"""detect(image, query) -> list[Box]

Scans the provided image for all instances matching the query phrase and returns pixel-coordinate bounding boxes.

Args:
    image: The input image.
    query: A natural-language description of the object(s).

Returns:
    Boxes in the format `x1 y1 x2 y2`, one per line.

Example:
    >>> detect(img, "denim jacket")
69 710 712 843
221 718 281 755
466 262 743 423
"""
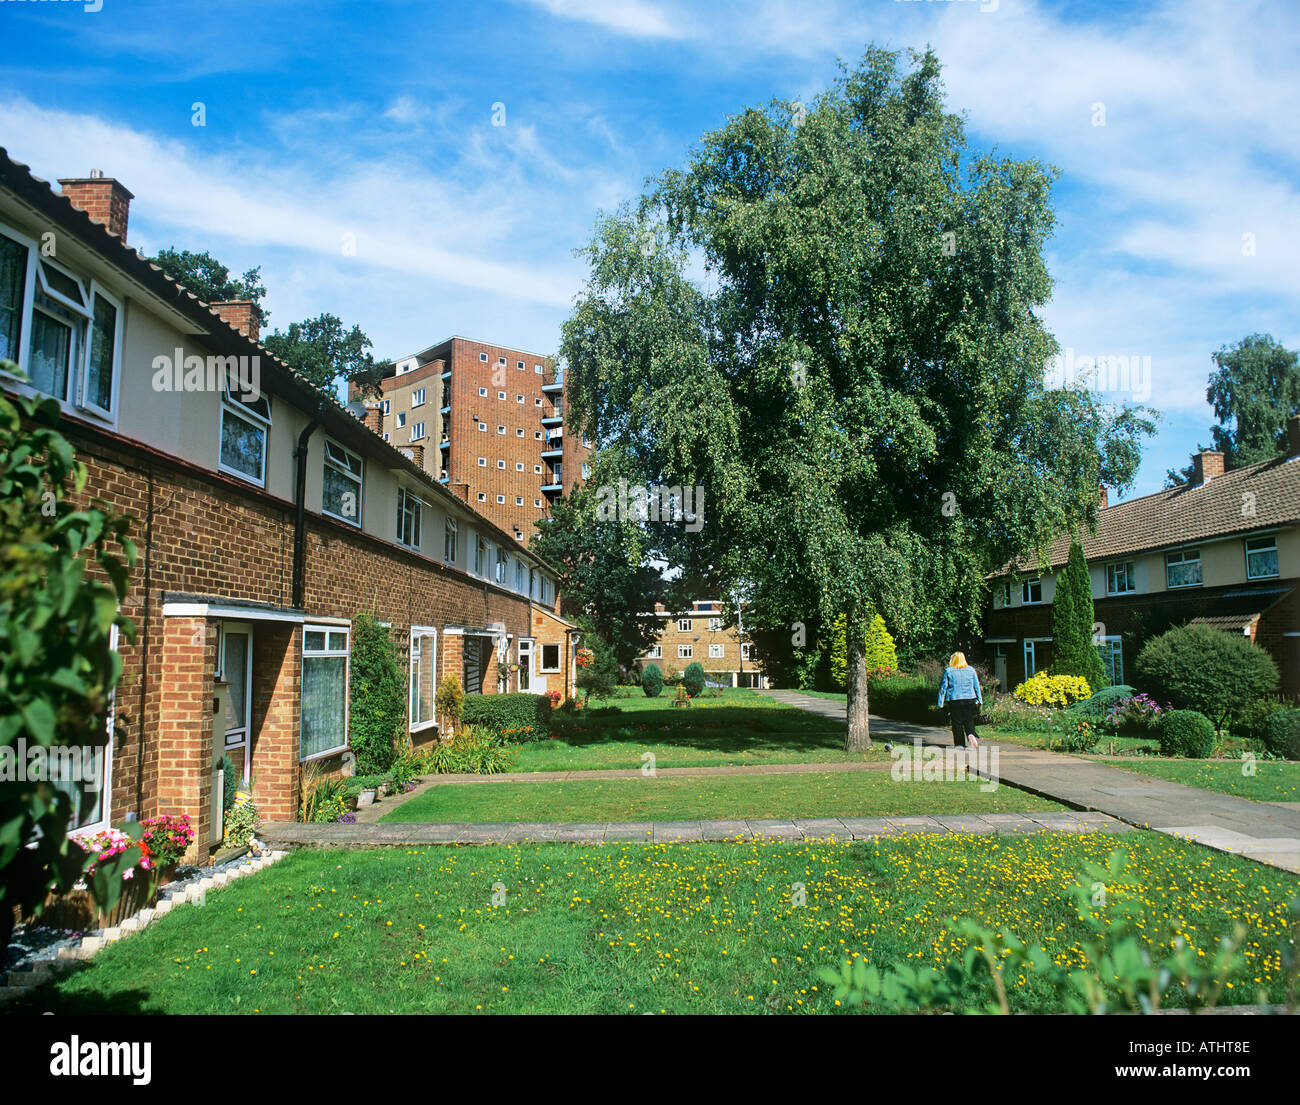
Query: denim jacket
937 665 982 706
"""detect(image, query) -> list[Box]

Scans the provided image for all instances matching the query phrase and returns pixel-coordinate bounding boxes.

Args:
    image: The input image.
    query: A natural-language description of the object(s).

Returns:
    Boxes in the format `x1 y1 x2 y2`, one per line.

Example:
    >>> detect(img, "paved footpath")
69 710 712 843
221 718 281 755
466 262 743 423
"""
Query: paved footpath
755 688 1300 874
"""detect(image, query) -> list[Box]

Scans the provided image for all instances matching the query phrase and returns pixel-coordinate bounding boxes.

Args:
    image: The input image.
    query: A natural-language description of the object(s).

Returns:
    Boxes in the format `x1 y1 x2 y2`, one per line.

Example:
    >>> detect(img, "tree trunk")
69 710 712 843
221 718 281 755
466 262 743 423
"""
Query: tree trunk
844 599 872 752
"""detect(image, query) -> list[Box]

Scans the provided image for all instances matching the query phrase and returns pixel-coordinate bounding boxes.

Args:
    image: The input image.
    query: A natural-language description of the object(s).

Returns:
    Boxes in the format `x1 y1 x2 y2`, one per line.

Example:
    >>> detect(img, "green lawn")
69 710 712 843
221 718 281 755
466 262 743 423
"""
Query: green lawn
1092 758 1300 803
15 833 1296 1014
383 770 1064 823
509 687 884 773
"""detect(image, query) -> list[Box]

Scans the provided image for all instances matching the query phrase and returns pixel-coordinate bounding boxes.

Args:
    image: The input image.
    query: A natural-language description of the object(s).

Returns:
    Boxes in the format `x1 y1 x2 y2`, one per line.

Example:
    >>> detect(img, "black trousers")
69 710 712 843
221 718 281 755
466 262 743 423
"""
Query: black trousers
948 698 980 747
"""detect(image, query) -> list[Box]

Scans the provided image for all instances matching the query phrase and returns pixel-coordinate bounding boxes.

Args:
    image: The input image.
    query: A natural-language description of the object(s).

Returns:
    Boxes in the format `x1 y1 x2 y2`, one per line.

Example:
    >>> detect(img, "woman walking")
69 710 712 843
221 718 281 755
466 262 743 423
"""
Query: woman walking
937 652 982 749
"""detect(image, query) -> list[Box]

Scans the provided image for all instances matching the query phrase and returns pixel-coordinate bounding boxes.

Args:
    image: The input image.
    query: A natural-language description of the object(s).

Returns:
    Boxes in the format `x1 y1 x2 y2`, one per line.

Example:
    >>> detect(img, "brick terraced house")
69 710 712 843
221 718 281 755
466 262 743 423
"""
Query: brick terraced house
982 440 1300 699
0 152 579 862
347 339 592 540
634 600 769 688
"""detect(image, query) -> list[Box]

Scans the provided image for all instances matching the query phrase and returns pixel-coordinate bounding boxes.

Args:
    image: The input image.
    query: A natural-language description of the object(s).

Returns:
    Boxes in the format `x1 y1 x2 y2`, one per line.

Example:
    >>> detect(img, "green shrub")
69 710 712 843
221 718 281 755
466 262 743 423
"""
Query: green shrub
1054 715 1099 753
1068 685 1137 721
435 673 465 729
1159 709 1215 758
428 725 514 774
223 798 260 846
868 673 946 725
979 695 1058 733
682 661 706 698
1261 708 1300 759
388 749 424 789
641 663 664 697
1235 696 1289 743
1135 624 1278 730
461 692 552 739
221 755 240 813
348 613 404 774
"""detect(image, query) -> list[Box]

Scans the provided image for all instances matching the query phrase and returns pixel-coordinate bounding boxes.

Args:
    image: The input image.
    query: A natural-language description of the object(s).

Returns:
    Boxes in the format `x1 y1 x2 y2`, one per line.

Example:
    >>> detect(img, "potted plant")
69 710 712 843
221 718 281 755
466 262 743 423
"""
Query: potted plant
140 813 195 887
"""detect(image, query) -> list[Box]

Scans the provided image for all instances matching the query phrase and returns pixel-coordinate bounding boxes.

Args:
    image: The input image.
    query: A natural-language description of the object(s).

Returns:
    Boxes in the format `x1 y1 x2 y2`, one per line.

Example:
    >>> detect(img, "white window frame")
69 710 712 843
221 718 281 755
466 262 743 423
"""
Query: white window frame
1097 635 1123 685
1023 637 1050 679
677 617 692 632
1165 548 1202 589
1106 561 1136 595
495 547 509 584
647 644 662 659
397 487 423 550
1021 578 1043 605
708 643 725 659
219 369 272 487
409 626 438 733
411 387 426 406
300 624 351 762
707 617 723 631
1246 536 1279 580
397 411 407 427
678 644 693 659
539 642 561 673
444 515 458 562
322 437 363 526
475 534 489 576
411 421 426 441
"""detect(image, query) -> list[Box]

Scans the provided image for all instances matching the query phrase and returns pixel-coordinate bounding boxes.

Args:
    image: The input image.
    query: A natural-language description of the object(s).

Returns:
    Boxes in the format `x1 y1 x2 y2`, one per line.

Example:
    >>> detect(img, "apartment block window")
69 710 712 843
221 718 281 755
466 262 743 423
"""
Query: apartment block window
301 625 349 760
1166 548 1202 589
478 456 487 467
381 399 391 414
323 439 363 524
678 645 693 659
517 360 525 369
582 463 591 479
1106 562 1136 595
475 534 488 576
444 516 458 562
412 388 426 406
409 627 437 733
1246 537 1279 580
516 394 524 403
539 643 561 673
709 643 725 659
497 425 506 435
497 459 506 469
1021 578 1043 604
382 432 389 442
479 352 488 362
219 369 272 485
496 494 505 504
515 462 524 472
495 547 508 584
498 357 506 365
478 422 487 432
533 498 541 508
396 487 422 549
479 386 488 396
397 411 406 427
477 492 486 502
647 645 662 659
741 643 755 661
411 421 425 441
708 617 723 631
516 428 525 437
534 430 543 440
535 364 543 374
498 391 506 400
678 618 692 632
515 496 523 505
535 397 542 406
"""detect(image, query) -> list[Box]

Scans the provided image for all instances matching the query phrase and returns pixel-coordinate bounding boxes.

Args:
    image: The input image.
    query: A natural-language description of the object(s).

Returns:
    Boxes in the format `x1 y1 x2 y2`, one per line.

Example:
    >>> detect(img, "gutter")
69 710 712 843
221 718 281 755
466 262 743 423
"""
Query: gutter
292 410 325 609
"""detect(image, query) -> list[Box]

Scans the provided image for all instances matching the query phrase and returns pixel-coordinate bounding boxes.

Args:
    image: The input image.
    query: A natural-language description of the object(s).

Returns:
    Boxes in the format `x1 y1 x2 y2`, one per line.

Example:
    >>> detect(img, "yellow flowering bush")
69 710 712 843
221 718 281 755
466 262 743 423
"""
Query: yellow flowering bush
1013 672 1091 709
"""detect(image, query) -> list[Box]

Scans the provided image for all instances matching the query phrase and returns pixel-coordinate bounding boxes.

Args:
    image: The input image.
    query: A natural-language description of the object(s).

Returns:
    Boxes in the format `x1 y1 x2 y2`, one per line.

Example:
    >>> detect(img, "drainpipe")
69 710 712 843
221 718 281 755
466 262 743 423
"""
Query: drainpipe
292 415 321 609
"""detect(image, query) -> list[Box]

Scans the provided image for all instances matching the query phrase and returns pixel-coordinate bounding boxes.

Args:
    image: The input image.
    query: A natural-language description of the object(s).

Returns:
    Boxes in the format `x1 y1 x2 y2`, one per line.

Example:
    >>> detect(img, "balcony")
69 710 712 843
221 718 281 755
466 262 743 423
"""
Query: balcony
540 400 563 426
541 428 563 458
541 463 562 494
542 366 564 393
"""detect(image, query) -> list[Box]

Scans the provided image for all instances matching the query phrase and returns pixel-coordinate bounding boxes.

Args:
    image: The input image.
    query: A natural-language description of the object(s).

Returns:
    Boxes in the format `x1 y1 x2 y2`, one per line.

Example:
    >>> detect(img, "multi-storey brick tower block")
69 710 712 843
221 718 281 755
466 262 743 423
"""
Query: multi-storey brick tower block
349 337 592 540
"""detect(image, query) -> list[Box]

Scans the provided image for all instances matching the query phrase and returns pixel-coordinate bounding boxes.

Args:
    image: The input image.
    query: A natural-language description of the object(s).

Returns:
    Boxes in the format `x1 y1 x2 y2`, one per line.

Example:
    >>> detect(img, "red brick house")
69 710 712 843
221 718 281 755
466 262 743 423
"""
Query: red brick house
981 440 1300 699
0 151 578 862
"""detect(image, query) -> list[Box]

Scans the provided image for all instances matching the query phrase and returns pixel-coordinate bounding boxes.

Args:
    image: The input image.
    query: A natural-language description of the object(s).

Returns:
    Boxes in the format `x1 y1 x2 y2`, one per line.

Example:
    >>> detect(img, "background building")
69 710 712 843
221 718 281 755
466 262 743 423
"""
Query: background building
349 339 593 541
635 600 768 688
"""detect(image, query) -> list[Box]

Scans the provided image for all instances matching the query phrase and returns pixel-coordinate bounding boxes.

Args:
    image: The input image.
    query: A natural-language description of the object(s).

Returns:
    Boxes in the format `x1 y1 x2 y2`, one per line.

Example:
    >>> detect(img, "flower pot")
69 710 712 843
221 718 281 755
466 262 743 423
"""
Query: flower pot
356 788 377 808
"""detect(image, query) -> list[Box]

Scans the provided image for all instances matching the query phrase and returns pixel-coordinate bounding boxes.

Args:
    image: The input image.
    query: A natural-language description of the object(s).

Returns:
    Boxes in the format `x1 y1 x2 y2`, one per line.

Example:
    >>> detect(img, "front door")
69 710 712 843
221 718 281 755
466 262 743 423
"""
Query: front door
518 639 533 692
993 646 1008 695
219 622 253 786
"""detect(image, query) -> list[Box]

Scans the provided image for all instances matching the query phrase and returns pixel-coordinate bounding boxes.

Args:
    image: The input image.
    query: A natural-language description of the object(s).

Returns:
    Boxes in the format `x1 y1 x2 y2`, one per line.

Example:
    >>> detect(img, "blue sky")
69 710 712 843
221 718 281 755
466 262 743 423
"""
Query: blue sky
2 0 1297 499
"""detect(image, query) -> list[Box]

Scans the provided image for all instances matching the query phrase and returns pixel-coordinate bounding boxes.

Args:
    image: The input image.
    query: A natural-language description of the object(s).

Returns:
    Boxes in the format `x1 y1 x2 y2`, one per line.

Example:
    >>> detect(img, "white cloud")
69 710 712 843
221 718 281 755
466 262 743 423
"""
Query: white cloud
518 0 690 39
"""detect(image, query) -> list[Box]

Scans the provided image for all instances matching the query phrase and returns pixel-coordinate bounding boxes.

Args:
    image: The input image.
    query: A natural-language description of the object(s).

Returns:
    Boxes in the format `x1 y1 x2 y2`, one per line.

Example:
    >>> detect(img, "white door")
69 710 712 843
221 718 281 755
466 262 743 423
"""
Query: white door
219 622 253 786
993 646 1008 695
518 639 534 692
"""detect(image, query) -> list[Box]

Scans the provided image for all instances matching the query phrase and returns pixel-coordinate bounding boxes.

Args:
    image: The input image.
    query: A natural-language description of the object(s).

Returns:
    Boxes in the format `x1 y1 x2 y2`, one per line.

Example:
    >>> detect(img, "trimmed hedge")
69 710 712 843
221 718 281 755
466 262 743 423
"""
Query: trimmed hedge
1159 709 1215 758
1261 707 1300 759
641 663 664 697
1135 624 1278 729
682 661 706 698
868 673 946 725
461 693 553 742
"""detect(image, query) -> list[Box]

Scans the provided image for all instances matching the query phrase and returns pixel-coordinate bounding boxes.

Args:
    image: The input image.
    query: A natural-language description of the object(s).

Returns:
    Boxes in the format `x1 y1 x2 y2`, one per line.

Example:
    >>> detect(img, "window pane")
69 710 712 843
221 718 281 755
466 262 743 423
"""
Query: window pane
411 633 435 728
86 294 116 411
1248 548 1278 578
41 262 86 306
328 631 348 651
0 233 27 362
301 654 347 758
29 308 72 400
324 465 360 520
304 630 326 650
221 405 265 480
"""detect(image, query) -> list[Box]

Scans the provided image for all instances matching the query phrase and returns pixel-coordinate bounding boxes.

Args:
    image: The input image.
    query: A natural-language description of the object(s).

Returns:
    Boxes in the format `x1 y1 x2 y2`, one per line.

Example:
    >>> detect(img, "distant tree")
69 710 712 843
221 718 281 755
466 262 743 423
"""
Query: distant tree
864 612 899 672
1166 334 1300 486
150 247 267 317
1049 540 1107 691
263 313 383 396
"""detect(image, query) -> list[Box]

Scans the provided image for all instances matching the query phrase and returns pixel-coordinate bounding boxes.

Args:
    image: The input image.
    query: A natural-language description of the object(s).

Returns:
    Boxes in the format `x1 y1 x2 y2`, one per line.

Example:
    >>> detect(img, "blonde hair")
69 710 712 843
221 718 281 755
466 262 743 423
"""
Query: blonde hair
948 652 968 669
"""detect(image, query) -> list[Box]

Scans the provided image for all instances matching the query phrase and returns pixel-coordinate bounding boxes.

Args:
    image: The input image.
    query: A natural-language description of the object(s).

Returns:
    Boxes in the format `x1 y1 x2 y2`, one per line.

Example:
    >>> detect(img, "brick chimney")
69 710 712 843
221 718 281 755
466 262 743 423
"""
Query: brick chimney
402 444 424 468
210 301 261 343
1192 449 1225 485
59 171 133 243
1287 416 1300 459
362 404 383 436
1098 486 1109 510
